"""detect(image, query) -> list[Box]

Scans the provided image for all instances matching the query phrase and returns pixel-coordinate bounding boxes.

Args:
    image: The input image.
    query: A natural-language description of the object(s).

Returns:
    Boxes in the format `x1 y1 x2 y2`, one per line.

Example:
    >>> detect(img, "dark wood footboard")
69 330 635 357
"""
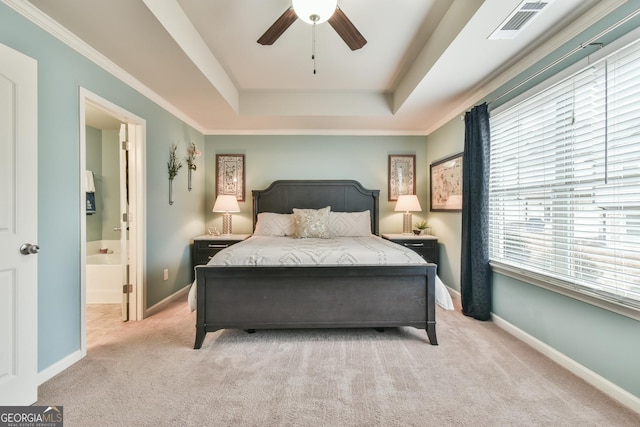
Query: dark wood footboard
194 263 437 349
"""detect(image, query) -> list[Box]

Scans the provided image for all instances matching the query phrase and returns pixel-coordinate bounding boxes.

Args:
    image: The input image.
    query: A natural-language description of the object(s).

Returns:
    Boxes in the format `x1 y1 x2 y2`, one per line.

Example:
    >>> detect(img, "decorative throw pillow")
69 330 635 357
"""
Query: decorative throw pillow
253 213 295 236
292 206 331 238
329 211 371 237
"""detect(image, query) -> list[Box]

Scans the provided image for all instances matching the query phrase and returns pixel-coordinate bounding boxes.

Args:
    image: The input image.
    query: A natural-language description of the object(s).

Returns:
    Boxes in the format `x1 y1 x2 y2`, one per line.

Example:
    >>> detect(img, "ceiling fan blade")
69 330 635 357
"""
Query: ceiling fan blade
257 7 298 46
328 7 367 51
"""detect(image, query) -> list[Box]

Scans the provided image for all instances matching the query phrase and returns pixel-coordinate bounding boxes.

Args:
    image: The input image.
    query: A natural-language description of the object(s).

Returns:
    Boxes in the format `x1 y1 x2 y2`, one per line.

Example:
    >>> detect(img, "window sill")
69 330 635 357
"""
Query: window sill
490 261 640 322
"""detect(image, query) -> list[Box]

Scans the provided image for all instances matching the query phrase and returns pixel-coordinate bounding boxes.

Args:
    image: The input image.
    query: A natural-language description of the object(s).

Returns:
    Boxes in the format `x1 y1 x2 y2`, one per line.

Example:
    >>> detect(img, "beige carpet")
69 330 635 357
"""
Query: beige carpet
37 298 639 426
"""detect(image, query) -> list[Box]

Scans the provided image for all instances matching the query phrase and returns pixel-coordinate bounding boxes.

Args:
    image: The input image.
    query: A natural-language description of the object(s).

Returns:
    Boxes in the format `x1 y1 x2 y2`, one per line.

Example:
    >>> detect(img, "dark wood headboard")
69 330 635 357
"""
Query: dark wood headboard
252 180 380 235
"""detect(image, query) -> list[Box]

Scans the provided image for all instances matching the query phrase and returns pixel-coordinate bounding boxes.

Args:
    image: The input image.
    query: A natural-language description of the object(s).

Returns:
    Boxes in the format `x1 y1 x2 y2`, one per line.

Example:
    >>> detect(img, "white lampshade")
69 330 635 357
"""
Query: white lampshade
292 0 338 24
212 195 240 213
394 195 422 212
213 195 240 236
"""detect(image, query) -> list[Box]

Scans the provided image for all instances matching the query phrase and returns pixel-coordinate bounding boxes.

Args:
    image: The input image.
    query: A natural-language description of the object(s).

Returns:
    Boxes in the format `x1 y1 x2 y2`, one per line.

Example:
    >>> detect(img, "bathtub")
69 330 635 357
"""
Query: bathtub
86 252 122 304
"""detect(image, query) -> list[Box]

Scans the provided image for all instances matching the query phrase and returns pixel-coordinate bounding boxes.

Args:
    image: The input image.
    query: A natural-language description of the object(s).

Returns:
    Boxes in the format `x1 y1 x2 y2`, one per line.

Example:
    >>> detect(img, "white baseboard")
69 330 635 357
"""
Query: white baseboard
38 350 82 385
144 284 190 318
492 314 640 414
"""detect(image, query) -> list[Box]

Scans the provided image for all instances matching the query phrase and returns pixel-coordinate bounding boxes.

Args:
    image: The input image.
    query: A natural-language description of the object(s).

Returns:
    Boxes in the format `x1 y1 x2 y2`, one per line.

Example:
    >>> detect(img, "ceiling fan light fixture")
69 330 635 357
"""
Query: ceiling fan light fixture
292 0 338 25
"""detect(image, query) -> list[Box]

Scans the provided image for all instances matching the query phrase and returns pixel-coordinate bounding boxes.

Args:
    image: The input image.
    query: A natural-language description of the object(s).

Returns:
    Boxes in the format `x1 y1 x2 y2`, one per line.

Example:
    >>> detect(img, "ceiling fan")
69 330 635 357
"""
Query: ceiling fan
257 0 367 51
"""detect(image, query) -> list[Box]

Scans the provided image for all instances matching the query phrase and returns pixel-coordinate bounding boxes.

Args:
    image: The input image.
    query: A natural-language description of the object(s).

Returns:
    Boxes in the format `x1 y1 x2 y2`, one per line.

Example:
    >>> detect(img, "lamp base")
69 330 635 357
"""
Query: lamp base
402 212 412 235
221 212 232 235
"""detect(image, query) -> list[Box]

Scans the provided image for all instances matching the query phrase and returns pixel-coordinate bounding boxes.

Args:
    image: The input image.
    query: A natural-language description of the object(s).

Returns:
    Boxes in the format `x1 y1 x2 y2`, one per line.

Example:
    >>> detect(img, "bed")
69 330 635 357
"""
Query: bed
193 180 446 349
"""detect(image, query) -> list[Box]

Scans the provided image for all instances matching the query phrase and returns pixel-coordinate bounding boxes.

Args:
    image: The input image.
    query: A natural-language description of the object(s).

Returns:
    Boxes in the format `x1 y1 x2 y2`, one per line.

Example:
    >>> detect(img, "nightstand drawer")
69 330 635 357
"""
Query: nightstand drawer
381 234 439 264
191 234 251 279
193 240 233 265
397 241 437 263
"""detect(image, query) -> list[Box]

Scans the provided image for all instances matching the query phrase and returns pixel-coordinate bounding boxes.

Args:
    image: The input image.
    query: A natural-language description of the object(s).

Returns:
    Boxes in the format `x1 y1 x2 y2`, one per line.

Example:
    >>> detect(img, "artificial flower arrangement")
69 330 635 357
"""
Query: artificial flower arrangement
168 144 182 179
187 142 201 170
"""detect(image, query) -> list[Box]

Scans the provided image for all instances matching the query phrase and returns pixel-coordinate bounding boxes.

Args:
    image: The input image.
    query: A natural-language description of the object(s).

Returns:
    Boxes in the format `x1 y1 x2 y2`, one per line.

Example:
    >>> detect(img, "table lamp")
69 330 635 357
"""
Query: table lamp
212 195 240 235
394 195 422 235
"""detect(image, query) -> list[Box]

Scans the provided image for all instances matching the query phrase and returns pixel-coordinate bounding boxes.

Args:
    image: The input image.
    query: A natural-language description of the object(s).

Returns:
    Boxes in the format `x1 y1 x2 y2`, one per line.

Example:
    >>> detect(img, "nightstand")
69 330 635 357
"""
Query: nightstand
191 234 250 276
381 233 439 264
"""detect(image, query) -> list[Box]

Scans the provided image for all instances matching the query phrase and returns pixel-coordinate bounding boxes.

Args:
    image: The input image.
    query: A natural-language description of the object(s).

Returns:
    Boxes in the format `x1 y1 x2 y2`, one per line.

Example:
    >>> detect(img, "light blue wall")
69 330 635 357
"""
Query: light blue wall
145 126 205 307
425 119 464 291
203 135 429 236
426 3 640 400
0 3 205 372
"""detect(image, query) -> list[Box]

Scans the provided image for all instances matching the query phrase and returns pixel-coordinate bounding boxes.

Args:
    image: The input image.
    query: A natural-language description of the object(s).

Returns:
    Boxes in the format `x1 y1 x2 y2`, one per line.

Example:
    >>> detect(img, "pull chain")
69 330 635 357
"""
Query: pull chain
312 22 317 74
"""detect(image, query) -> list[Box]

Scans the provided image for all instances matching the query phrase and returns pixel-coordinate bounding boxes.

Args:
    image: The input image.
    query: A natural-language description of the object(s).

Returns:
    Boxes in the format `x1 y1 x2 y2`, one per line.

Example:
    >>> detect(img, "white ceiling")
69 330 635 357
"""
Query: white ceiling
22 0 614 134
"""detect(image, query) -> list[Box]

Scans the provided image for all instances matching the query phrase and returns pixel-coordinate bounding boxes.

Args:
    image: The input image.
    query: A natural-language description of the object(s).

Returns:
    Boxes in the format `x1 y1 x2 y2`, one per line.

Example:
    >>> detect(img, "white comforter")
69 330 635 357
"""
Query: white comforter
189 235 454 310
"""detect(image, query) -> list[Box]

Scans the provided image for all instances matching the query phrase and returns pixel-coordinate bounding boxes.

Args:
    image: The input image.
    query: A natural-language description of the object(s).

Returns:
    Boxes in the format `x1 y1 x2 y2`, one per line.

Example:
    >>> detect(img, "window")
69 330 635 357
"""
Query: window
489 39 640 310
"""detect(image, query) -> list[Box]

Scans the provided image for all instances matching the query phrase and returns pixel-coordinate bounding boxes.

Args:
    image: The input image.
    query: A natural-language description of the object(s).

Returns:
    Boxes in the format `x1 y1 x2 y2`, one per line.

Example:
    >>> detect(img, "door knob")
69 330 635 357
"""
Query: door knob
20 243 40 255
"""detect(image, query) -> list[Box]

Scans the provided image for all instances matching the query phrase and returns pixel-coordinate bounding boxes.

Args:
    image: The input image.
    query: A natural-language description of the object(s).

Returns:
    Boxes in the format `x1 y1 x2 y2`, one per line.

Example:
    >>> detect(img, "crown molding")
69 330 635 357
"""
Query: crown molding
2 0 206 134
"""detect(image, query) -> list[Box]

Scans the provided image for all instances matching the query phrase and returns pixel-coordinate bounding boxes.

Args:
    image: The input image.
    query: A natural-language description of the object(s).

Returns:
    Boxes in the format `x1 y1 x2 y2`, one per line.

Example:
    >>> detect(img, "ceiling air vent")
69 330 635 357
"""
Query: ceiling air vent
488 1 551 40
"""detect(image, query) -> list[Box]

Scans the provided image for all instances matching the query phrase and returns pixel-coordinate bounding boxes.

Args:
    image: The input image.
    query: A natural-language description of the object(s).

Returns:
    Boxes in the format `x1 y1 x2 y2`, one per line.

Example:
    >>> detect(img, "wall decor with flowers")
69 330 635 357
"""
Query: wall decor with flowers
186 142 201 191
167 144 182 205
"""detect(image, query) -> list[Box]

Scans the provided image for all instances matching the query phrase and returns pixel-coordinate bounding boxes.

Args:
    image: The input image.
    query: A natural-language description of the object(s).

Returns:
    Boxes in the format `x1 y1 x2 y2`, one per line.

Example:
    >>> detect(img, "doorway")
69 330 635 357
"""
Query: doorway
79 88 146 356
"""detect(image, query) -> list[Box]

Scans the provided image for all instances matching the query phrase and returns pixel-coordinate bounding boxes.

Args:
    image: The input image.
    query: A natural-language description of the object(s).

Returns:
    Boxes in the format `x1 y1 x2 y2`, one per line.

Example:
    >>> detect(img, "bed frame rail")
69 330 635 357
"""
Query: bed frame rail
194 264 437 349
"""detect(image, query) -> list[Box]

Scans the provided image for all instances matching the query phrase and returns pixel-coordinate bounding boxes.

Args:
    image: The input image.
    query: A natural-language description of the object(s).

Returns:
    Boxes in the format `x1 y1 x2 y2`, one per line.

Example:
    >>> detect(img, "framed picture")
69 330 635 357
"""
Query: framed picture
430 152 463 211
388 155 416 201
216 154 245 201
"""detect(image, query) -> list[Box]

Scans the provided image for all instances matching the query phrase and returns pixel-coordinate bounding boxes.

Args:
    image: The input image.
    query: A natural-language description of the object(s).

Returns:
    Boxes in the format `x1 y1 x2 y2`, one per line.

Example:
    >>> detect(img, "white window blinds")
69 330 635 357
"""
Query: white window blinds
489 39 640 309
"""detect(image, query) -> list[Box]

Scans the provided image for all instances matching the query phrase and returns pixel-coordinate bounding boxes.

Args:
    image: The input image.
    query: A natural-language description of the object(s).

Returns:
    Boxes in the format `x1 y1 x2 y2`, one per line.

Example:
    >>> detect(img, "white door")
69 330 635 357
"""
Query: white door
125 122 141 321
0 43 38 405
118 124 129 321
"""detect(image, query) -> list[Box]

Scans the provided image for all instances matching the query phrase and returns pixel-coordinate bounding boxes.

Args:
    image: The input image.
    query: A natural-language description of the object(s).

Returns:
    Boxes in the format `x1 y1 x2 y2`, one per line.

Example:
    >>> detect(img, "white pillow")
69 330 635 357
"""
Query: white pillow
329 211 371 237
253 213 295 236
292 206 331 238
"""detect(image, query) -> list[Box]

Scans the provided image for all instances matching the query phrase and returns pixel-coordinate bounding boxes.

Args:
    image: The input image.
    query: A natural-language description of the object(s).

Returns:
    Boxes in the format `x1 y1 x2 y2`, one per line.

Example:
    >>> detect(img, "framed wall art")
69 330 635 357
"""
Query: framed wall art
216 154 245 201
388 154 416 201
430 152 463 211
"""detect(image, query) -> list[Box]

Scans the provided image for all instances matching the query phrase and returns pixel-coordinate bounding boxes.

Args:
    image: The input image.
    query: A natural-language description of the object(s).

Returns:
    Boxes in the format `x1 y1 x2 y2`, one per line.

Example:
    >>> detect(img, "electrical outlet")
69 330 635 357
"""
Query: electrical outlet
163 269 169 281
